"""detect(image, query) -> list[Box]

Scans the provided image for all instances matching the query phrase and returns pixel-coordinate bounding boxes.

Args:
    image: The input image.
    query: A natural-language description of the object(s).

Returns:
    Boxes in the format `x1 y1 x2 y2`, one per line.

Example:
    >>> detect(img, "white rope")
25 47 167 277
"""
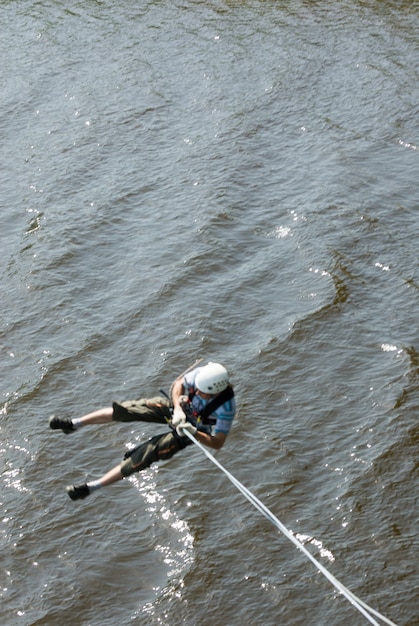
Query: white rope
184 430 398 626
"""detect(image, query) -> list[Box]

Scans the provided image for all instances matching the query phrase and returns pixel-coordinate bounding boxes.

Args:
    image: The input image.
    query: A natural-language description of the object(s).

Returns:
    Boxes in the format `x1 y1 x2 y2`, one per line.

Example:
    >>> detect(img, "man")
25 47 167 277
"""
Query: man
49 362 236 501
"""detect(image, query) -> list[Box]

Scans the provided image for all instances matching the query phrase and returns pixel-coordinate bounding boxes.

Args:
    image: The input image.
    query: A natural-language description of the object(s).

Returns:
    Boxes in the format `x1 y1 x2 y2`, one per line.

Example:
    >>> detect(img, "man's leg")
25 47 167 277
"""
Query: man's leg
49 407 113 433
67 431 191 501
67 463 124 500
50 396 172 434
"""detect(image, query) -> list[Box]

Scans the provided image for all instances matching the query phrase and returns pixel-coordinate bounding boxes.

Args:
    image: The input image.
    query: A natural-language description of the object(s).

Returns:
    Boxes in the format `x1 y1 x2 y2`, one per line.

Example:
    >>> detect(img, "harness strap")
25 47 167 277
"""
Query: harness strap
189 384 235 421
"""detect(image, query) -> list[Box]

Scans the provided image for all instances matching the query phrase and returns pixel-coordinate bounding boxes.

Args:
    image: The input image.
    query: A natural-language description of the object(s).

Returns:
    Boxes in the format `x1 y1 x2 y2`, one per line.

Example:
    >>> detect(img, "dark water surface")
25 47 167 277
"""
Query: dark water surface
1 1 418 625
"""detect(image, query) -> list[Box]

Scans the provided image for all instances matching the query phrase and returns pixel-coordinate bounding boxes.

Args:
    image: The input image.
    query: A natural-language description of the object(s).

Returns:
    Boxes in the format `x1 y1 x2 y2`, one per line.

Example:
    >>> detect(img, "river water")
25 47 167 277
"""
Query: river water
1 1 418 625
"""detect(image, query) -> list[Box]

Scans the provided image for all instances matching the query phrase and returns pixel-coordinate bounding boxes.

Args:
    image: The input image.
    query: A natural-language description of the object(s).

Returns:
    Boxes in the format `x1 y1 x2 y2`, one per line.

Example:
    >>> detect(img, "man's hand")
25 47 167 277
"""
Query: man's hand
176 421 197 437
172 407 186 427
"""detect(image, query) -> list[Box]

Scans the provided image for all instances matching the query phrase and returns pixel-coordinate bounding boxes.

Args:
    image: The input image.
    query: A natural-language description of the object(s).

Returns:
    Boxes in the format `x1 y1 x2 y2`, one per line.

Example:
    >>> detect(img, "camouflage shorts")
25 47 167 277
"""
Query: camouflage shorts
112 396 172 424
120 431 191 477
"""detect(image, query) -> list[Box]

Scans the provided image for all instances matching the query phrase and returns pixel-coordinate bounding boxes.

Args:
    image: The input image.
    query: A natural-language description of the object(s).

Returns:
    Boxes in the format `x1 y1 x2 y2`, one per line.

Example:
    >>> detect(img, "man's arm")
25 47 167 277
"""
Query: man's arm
171 377 185 409
195 430 226 450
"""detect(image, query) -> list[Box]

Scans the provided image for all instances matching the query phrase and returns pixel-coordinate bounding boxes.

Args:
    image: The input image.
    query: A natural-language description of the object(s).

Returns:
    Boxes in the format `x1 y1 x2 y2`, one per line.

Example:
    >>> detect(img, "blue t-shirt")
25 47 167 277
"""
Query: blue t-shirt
183 367 236 435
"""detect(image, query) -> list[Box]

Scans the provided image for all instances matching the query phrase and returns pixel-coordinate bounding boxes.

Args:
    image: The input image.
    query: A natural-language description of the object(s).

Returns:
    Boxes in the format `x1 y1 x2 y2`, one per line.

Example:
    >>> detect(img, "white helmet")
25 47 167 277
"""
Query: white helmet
195 363 229 394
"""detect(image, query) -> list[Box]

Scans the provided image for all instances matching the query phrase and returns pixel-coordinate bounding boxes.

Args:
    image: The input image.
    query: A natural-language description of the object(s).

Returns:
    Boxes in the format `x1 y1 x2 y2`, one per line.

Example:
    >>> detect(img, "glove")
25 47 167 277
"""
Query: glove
172 407 186 427
176 421 197 437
